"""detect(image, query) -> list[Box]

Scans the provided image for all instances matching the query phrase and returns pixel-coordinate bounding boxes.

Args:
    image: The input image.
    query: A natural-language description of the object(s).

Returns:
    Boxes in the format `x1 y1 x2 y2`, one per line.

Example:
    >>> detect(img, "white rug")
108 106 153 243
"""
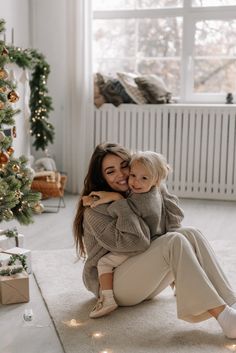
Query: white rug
32 240 236 353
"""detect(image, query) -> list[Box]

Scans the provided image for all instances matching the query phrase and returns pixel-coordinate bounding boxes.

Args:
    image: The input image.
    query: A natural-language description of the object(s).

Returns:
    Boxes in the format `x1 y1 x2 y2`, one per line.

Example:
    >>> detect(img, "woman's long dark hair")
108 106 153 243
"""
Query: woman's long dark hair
73 142 131 259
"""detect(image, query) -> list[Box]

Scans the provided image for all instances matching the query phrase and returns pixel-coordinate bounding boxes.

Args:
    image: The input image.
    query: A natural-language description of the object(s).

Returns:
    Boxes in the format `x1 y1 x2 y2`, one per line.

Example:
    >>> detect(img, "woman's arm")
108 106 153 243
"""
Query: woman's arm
84 199 151 254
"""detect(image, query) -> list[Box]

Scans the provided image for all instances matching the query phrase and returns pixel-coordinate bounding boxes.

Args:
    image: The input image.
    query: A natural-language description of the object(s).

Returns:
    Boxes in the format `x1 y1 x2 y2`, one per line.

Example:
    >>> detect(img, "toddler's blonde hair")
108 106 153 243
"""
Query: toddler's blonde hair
130 151 170 186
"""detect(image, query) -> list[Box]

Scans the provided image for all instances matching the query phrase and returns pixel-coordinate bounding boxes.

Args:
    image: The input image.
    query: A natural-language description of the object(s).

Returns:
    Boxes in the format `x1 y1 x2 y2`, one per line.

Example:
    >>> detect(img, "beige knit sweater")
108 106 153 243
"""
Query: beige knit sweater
82 183 184 296
127 184 184 240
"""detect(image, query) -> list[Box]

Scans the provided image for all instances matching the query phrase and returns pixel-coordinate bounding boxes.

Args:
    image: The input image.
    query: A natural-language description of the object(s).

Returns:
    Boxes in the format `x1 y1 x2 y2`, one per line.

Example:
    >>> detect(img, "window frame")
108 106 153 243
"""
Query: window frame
93 1 236 103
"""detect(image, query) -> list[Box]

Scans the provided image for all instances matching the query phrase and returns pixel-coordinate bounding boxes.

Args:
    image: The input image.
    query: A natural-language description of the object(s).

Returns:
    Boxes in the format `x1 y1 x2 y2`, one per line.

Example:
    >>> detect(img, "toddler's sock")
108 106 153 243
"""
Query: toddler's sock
102 289 116 303
217 305 236 339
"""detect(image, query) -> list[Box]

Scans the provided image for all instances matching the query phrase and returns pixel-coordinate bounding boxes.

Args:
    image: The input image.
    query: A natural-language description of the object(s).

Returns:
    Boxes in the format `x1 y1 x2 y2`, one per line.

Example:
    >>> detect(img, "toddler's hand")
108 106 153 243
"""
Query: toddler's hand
89 191 123 207
82 195 99 207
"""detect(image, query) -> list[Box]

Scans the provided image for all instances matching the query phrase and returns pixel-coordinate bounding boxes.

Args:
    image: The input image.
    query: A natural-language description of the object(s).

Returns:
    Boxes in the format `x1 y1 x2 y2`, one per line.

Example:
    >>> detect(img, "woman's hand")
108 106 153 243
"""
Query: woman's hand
82 191 124 208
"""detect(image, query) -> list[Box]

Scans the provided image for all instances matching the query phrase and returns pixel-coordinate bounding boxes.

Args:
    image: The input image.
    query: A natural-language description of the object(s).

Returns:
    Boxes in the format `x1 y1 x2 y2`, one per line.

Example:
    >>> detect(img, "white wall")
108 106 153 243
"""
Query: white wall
0 0 30 47
0 0 31 157
29 0 67 171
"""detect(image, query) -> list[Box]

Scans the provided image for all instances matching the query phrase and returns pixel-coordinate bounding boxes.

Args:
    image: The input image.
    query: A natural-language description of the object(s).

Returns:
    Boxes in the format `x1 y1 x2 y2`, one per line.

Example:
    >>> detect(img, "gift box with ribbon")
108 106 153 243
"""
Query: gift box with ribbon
0 228 24 250
0 265 29 304
0 252 11 267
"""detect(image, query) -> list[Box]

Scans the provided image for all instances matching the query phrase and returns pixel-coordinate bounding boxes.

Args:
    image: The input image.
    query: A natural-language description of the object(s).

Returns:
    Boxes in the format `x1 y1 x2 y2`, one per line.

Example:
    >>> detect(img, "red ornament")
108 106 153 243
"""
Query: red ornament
0 151 9 164
1 47 9 56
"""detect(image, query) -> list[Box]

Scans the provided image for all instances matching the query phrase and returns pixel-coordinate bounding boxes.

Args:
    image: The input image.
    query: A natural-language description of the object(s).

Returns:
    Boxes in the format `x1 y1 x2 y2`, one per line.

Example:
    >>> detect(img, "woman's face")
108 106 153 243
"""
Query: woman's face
102 154 130 192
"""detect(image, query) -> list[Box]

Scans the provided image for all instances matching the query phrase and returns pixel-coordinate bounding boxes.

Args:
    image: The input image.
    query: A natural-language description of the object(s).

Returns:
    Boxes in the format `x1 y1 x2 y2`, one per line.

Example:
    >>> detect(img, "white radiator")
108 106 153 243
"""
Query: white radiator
94 104 236 200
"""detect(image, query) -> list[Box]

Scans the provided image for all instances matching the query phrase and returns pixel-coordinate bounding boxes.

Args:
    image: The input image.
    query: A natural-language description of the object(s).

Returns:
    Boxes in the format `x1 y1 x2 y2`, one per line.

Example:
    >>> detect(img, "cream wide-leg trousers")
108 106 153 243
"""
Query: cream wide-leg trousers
113 226 236 323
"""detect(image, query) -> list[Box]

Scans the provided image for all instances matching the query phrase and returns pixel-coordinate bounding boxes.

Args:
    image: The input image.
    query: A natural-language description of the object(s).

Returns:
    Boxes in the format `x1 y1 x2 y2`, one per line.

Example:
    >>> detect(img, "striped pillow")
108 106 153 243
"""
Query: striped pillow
117 72 147 105
135 74 172 104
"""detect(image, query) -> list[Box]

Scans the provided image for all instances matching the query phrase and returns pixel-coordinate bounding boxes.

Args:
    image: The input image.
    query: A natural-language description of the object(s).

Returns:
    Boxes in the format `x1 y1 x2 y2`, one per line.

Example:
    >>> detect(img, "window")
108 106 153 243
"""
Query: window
93 0 236 103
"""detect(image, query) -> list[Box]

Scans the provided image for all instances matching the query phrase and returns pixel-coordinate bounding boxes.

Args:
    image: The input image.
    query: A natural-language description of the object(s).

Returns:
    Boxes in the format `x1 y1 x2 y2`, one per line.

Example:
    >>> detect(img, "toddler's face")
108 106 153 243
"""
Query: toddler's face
128 161 156 193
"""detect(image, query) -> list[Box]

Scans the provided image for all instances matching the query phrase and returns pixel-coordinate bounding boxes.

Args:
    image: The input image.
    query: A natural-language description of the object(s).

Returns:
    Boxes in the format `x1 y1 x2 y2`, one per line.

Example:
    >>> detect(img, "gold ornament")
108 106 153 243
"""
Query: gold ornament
7 90 20 103
0 151 9 164
33 202 44 214
7 146 14 156
0 101 5 110
0 86 7 93
3 209 13 220
0 163 6 171
15 190 23 199
12 164 20 173
0 68 8 80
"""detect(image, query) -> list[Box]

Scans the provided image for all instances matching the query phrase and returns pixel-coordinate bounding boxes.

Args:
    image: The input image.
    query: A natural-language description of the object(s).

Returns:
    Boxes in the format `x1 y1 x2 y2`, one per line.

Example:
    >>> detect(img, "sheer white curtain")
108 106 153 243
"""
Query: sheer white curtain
63 0 94 193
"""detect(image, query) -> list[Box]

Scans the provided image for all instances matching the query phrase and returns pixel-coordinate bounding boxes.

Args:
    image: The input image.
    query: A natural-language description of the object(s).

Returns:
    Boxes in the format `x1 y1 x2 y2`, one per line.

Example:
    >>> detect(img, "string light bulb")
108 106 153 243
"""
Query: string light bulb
226 344 236 351
62 319 84 327
92 332 104 338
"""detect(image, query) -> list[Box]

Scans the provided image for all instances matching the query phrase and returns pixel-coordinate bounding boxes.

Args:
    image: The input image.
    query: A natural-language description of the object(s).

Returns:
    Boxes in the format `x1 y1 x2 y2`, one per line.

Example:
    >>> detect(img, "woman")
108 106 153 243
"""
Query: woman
73 142 236 338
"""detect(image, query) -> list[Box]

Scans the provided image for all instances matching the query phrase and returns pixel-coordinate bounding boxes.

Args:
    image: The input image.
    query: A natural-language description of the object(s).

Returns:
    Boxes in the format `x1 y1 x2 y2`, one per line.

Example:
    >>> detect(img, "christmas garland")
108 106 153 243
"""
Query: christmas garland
8 254 28 271
0 265 23 276
0 18 54 151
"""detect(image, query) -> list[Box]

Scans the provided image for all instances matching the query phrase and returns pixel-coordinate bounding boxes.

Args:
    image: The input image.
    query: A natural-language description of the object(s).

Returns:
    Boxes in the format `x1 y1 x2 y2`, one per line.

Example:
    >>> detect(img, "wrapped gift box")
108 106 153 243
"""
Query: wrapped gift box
4 247 31 274
0 269 29 304
0 233 24 250
0 253 11 267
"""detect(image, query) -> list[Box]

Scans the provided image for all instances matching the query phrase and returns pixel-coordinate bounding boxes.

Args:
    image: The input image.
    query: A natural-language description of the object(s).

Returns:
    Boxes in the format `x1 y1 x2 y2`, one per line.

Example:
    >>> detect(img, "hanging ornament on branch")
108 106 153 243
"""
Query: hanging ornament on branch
33 202 45 214
2 208 14 221
0 68 9 80
7 146 14 156
0 86 7 93
12 163 20 173
0 151 9 164
1 46 9 56
7 90 20 103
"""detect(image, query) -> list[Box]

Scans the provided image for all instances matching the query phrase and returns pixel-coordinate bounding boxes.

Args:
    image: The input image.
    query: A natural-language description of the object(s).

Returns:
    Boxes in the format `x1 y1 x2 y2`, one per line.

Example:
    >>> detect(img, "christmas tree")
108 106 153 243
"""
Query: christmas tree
0 26 41 225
